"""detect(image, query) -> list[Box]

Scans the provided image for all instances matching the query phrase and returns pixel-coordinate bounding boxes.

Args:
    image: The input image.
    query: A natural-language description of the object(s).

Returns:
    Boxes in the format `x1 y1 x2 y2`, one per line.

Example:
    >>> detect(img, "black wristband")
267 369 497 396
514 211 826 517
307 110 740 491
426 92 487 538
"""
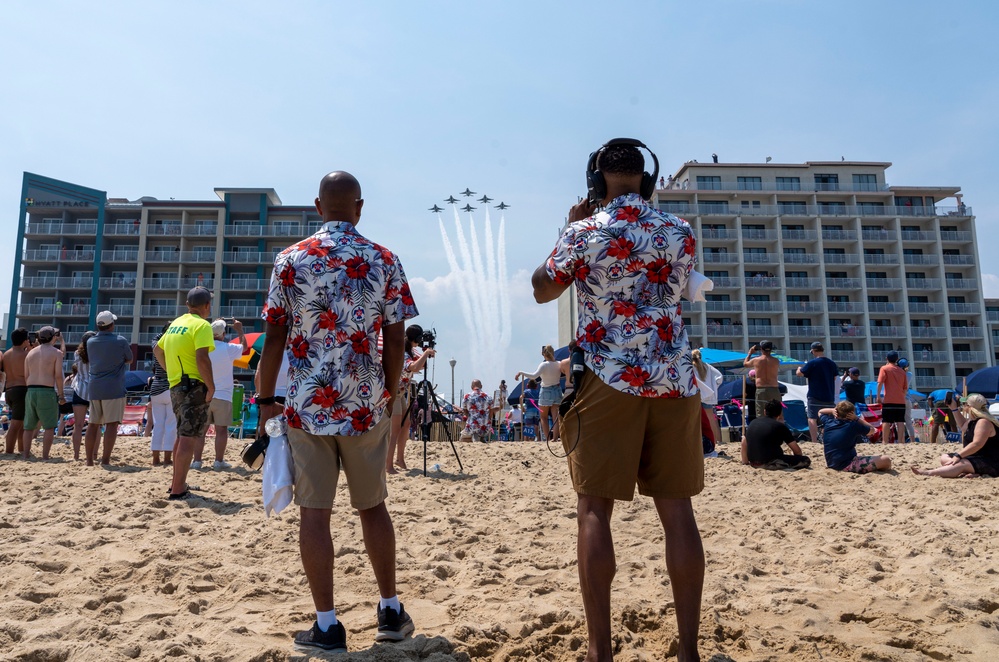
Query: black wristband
256 396 275 406
950 453 962 459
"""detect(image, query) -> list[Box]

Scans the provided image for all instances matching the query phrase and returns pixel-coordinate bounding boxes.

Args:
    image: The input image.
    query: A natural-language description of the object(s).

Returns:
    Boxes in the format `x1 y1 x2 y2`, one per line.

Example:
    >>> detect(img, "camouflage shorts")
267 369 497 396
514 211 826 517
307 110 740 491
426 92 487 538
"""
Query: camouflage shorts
170 381 210 438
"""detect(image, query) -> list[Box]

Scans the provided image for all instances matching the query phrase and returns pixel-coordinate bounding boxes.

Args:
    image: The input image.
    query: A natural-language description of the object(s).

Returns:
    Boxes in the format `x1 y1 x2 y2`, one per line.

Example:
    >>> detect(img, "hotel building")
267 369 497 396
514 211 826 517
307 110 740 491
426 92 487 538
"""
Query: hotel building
8 172 323 378
558 160 993 392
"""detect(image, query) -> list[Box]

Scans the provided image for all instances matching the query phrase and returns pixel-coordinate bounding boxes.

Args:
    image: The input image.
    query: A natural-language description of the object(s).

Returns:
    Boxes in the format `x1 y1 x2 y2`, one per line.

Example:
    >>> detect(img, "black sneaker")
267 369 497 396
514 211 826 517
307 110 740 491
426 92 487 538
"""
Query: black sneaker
375 604 415 642
294 621 347 652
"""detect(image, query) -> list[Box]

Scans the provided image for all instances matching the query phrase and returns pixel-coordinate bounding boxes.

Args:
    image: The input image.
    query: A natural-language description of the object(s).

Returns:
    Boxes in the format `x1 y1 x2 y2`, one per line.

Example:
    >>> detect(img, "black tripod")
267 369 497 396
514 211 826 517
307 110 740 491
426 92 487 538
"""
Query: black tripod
405 356 463 477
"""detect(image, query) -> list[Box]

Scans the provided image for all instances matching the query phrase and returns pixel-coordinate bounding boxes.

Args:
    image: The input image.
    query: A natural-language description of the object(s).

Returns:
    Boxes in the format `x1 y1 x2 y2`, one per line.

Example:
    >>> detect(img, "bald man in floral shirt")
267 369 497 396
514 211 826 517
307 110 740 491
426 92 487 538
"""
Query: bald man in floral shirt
258 171 418 653
461 379 494 442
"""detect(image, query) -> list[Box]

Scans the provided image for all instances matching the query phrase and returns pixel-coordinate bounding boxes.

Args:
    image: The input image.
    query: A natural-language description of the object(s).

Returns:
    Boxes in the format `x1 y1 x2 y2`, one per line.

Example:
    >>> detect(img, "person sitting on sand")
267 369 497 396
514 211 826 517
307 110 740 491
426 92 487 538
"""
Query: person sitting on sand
741 399 811 470
818 401 892 473
911 394 999 478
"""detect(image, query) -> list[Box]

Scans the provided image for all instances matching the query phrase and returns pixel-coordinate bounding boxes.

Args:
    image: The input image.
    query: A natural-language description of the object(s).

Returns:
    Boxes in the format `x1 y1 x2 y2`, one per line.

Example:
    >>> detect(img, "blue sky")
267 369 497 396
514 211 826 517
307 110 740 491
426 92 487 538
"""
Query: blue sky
2 1 997 394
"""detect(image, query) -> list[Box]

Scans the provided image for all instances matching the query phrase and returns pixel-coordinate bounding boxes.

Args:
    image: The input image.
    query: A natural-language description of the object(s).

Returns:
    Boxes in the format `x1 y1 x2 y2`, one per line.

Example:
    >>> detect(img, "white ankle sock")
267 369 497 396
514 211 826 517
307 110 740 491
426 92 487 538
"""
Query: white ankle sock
316 608 338 631
379 596 400 612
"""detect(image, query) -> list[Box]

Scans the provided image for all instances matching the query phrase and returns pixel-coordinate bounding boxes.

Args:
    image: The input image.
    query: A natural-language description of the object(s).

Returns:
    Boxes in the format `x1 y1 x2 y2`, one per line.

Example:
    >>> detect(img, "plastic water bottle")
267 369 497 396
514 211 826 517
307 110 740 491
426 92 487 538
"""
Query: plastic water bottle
431 463 442 473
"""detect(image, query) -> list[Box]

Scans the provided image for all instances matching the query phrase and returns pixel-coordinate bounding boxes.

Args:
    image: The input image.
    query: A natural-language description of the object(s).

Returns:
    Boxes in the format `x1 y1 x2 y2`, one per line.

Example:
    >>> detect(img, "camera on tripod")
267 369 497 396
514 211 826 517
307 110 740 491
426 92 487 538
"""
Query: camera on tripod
421 327 437 350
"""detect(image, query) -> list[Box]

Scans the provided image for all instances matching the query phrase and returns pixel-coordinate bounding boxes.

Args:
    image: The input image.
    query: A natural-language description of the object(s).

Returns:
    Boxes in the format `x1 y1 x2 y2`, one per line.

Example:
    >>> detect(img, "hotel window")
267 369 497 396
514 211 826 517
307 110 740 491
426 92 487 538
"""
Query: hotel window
858 202 885 215
786 271 808 278
872 343 894 352
827 295 848 303
832 343 853 351
868 296 889 303
784 247 805 255
791 343 811 352
871 319 892 327
775 177 800 191
788 295 810 302
852 174 878 191
814 174 839 191
866 271 887 279
914 343 933 352
661 201 690 214
704 247 729 254
740 200 762 209
908 296 929 303
194 246 216 257
915 368 936 377
737 176 762 191
906 272 926 280
696 176 721 190
706 294 731 302
700 200 729 212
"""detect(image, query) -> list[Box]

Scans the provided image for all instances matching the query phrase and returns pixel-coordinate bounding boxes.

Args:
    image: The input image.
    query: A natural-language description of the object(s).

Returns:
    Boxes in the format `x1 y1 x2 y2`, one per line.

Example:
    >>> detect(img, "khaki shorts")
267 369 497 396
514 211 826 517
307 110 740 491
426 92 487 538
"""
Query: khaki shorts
560 370 704 501
288 416 390 510
89 397 126 425
206 398 233 427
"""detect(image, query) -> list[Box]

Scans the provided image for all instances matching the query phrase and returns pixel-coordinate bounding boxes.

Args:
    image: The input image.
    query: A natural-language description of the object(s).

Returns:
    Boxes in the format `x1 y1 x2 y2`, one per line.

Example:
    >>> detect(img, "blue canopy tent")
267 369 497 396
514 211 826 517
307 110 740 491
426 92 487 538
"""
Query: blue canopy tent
729 353 805 375
696 347 747 367
507 345 570 405
960 366 999 399
839 382 925 401
928 388 959 402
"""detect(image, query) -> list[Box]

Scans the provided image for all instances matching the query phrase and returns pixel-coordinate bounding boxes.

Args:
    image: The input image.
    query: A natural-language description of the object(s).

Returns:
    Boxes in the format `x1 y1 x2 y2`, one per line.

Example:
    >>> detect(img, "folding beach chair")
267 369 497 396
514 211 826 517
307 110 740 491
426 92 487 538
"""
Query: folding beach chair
117 404 147 436
781 400 811 441
228 384 246 439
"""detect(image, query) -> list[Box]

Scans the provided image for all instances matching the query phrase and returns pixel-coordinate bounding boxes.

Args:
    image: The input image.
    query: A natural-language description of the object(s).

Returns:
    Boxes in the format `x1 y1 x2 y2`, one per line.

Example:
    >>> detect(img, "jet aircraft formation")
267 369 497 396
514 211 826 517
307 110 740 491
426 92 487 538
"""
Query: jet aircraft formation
431 190 511 213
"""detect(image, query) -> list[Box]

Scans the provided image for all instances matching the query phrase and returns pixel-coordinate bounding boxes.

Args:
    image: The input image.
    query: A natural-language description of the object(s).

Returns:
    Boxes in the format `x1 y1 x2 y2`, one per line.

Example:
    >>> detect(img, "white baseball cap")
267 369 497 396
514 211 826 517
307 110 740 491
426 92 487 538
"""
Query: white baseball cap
96 311 117 327
211 319 227 339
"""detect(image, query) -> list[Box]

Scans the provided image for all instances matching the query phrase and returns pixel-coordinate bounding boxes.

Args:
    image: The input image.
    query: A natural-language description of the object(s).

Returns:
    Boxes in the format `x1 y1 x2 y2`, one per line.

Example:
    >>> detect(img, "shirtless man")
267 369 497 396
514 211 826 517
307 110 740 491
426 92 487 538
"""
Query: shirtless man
22 326 66 459
744 340 780 419
2 328 31 454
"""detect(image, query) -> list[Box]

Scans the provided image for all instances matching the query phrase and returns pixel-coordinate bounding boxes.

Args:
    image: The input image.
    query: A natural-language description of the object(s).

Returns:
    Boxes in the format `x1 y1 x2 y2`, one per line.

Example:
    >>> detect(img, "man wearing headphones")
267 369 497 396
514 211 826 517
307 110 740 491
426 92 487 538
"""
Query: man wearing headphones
531 139 704 662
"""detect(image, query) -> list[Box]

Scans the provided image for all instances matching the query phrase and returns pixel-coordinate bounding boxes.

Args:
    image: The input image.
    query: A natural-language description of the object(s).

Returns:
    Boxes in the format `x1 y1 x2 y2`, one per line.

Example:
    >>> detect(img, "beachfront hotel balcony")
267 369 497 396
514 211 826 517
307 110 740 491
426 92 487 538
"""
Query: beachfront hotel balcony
20 276 93 289
99 304 135 316
706 325 744 337
787 301 828 313
950 327 983 338
866 278 904 289
748 325 784 337
782 253 820 264
220 278 271 291
953 351 987 363
138 333 160 345
700 228 739 240
745 301 784 313
909 326 949 338
141 304 186 317
104 249 141 262
945 278 978 289
98 276 137 290
103 222 142 236
863 254 900 265
834 351 870 362
702 253 741 264
180 251 217 263
143 251 180 263
219 305 262 318
987 310 999 323
942 255 975 266
223 251 270 263
821 229 859 241
19 303 91 316
903 254 940 265
902 302 943 314
781 229 819 241
25 220 98 235
785 277 823 289
948 303 980 314
142 277 180 290
828 301 870 313
741 229 778 241
904 278 942 289
823 254 862 265
744 277 782 289
788 325 827 337
23 248 95 262
940 231 974 242
913 351 950 363
869 326 906 337
825 278 863 289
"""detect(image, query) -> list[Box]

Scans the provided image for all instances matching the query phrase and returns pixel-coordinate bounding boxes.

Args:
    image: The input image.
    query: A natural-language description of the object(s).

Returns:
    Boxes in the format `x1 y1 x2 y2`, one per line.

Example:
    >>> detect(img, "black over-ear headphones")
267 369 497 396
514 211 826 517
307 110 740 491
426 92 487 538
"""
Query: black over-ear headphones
585 138 660 205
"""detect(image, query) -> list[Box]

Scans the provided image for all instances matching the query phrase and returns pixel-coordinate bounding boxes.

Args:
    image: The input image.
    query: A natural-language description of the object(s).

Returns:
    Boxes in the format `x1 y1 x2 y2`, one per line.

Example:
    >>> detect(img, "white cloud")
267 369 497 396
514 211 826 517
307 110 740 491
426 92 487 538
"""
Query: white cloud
983 273 999 299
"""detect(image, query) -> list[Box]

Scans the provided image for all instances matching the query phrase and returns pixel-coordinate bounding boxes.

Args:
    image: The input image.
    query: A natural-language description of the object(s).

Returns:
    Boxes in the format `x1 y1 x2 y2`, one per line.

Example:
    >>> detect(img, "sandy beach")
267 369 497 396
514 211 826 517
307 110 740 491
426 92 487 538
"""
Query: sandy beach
1 434 998 661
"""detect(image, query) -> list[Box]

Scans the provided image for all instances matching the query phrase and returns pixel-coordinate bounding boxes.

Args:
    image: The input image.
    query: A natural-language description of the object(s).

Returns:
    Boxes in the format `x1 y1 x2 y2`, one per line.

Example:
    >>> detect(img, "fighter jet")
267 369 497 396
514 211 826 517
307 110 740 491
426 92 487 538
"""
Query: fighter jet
495 202 510 210
429 204 444 213
477 195 493 204
461 204 476 212
445 195 459 204
460 188 476 197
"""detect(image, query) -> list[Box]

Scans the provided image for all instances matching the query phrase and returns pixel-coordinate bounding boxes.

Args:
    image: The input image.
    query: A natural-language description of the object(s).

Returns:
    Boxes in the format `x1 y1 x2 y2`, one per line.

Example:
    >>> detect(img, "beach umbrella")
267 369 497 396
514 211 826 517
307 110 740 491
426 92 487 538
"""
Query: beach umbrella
961 366 999 399
696 347 747 367
124 370 154 391
234 332 266 370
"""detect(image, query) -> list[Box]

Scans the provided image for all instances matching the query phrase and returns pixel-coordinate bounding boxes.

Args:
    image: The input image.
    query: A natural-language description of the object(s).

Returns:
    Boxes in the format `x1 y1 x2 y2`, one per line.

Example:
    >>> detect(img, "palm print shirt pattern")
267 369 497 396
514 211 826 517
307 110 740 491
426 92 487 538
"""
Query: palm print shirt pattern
462 389 494 437
262 221 418 435
546 193 698 398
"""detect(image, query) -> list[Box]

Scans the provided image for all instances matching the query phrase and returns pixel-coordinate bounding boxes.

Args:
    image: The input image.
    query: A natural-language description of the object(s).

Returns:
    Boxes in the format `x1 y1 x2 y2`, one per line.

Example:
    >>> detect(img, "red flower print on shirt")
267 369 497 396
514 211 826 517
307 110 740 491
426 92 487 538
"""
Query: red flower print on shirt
345 256 370 280
318 310 338 330
645 258 673 283
622 366 651 387
612 300 638 318
616 206 640 223
311 385 340 408
279 265 296 287
607 236 635 260
264 305 288 326
350 407 373 432
584 320 607 343
350 330 370 355
290 334 310 358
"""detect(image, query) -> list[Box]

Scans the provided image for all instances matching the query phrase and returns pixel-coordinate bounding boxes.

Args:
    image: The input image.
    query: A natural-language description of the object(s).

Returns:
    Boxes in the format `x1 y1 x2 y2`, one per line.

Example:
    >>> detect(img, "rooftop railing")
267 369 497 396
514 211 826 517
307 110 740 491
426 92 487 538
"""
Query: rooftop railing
678 181 891 193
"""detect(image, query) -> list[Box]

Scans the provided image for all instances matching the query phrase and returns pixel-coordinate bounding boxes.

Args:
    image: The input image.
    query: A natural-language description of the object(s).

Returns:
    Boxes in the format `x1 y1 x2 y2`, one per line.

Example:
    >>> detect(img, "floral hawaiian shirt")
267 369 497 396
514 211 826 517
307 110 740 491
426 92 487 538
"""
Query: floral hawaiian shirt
462 388 494 437
262 221 418 435
546 193 697 399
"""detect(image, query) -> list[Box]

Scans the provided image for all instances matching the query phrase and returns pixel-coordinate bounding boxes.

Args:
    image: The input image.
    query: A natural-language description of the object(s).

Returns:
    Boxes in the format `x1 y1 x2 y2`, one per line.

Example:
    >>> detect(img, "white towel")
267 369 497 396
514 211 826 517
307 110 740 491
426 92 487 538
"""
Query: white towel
262 433 294 517
684 269 714 302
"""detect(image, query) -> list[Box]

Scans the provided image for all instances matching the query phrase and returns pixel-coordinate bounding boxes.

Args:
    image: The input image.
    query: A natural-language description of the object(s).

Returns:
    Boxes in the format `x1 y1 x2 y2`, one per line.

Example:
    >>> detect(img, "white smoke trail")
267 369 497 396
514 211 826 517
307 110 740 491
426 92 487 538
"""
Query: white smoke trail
437 216 478 346
497 213 512 347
